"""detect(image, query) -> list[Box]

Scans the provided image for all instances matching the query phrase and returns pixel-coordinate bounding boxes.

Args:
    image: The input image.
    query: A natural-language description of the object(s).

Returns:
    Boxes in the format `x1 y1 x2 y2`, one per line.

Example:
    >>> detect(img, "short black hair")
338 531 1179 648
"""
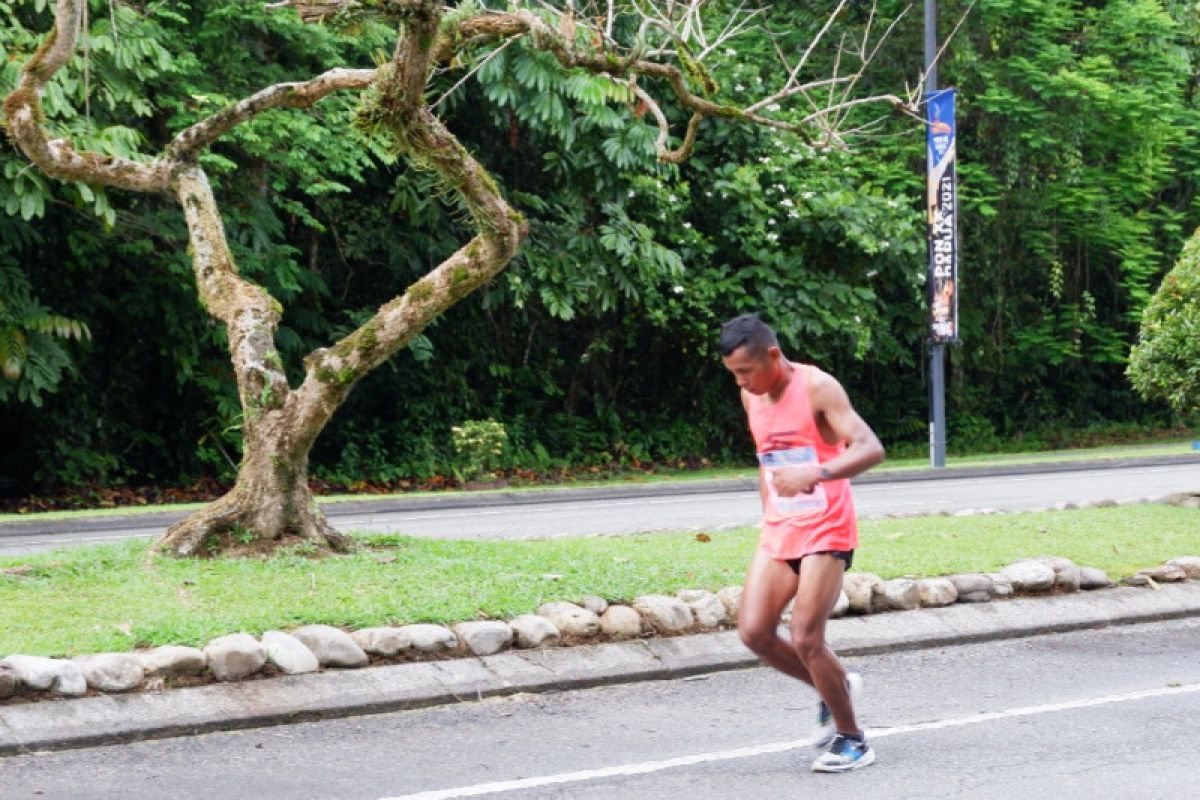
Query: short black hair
718 313 778 357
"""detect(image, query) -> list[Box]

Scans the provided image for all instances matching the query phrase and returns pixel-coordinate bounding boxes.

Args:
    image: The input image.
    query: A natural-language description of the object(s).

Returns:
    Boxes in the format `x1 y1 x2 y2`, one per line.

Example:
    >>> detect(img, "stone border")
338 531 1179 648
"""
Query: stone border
3 552 1198 705
4 582 1200 756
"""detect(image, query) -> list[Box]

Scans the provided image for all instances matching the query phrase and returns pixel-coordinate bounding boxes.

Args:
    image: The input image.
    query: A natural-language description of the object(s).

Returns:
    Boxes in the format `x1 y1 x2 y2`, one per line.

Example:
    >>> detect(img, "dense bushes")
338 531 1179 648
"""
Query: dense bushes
1129 227 1200 414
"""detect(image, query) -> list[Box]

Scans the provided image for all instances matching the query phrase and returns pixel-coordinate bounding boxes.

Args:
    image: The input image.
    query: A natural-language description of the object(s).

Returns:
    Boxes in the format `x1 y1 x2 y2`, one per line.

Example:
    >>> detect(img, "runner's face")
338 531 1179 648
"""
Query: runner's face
721 345 780 395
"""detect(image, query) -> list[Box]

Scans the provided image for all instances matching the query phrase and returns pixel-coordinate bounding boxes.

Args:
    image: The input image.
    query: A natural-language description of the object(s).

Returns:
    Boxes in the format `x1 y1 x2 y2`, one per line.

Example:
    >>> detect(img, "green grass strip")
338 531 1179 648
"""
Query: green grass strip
0 504 1195 658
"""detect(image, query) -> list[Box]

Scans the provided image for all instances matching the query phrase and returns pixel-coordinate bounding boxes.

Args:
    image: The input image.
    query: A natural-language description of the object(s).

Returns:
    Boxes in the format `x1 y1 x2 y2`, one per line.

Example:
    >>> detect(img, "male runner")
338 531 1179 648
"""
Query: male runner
719 313 885 773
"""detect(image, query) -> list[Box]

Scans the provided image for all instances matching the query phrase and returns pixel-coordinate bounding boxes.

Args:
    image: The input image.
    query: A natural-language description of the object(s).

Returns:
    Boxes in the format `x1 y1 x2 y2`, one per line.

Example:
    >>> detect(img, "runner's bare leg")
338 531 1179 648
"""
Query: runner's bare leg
737 547 815 685
791 554 858 734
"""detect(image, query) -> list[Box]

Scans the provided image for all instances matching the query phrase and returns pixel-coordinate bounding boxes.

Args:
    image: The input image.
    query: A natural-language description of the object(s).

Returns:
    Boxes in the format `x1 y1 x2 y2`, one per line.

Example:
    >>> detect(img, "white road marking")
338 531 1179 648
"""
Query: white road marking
378 681 1200 800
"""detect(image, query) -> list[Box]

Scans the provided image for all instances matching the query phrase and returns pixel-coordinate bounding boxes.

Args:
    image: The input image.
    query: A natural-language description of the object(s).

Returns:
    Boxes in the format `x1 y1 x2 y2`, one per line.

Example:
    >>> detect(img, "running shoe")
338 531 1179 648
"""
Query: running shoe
811 734 876 773
811 671 863 749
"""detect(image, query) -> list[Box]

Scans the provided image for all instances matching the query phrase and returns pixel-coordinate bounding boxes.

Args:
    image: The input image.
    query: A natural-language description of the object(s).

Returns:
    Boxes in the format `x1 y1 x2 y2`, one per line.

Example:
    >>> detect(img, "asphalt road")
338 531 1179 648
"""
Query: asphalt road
3 617 1197 799
0 462 1195 554
333 462 1197 539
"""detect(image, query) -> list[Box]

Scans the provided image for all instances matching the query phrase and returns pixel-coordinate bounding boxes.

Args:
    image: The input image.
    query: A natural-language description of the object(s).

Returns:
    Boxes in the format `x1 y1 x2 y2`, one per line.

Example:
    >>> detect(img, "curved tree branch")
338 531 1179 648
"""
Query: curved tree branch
290 0 529 447
3 0 170 193
167 68 377 162
627 79 703 163
173 165 290 426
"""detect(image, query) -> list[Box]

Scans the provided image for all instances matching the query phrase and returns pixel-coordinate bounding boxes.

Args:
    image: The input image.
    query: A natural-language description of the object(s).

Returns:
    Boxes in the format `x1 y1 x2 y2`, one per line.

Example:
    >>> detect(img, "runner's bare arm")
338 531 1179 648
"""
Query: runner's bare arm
771 370 884 496
809 370 885 480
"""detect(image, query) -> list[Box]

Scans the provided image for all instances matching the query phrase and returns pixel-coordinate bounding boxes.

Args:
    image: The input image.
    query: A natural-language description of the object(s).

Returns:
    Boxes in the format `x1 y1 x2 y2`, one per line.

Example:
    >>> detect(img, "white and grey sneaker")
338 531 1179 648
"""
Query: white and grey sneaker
811 733 876 773
811 671 864 749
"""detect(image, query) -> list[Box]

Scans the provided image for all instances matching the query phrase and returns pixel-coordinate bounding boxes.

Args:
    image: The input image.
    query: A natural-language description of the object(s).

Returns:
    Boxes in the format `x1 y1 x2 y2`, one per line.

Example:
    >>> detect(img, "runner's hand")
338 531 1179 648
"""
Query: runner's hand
771 466 822 496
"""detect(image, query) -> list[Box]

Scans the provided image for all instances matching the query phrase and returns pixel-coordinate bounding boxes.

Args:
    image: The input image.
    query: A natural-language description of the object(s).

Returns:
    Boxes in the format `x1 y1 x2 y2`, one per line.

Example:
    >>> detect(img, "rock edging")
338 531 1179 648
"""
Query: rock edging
2 553 1198 704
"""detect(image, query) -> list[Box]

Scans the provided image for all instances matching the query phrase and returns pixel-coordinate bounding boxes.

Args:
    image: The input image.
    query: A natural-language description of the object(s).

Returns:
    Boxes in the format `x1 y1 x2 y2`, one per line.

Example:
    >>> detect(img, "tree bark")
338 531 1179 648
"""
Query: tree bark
156 430 350 557
152 165 353 557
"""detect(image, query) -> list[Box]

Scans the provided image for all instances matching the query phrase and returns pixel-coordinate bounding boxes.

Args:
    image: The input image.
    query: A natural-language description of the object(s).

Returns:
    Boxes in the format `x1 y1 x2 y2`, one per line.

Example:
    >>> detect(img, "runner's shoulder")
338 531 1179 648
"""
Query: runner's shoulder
804 366 850 407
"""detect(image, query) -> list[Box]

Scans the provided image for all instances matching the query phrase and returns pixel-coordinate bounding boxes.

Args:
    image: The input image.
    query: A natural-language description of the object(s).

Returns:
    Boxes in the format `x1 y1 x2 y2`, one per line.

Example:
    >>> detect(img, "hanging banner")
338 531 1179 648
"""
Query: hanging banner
926 88 959 343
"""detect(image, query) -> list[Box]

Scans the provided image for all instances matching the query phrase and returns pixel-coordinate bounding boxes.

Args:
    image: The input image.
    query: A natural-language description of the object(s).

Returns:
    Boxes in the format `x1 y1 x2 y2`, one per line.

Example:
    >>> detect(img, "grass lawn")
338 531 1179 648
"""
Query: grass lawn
1 438 1194 525
0 504 1195 659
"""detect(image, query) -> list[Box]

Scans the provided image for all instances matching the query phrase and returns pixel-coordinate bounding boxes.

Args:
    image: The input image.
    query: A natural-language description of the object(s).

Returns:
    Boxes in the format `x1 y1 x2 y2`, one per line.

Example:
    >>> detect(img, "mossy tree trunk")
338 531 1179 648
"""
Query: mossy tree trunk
157 3 528 556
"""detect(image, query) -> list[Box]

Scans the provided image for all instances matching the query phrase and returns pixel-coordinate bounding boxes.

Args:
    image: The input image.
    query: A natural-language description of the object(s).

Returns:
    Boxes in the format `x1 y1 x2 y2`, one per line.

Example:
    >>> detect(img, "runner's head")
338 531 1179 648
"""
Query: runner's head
718 314 784 395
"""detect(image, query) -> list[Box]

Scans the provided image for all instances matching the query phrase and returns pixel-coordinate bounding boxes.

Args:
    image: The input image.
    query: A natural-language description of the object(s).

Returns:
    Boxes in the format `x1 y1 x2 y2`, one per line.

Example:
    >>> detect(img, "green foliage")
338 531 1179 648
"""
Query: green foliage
938 0 1199 430
1128 228 1200 413
451 418 508 481
0 259 90 406
2 0 1199 499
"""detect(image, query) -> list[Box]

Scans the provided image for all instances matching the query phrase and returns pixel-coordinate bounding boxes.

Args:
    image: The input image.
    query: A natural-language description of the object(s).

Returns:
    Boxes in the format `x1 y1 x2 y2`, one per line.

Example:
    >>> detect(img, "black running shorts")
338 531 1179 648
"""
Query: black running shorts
784 549 854 575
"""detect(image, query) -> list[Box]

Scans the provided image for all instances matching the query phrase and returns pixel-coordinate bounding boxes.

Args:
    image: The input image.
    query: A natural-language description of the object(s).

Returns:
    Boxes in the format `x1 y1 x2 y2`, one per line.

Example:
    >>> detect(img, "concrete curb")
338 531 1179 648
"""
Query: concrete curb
1 453 1195 538
3 582 1198 756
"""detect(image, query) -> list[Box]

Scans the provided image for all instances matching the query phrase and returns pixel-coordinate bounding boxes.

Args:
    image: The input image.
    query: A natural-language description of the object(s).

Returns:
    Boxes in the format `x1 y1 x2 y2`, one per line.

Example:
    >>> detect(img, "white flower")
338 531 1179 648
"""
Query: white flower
628 190 635 198
735 84 745 92
802 191 815 199
766 232 779 242
725 48 736 56
767 218 776 226
781 198 794 208
668 194 678 203
787 210 799 219
672 285 684 294
705 191 713 197
683 222 692 229
867 269 879 278
768 103 781 112
881 241 890 249
854 315 861 323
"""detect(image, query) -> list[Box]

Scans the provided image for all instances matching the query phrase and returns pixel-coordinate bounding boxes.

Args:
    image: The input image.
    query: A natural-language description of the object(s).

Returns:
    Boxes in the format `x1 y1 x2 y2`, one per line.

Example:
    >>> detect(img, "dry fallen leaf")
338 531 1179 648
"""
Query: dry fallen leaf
542 573 563 581
695 533 712 543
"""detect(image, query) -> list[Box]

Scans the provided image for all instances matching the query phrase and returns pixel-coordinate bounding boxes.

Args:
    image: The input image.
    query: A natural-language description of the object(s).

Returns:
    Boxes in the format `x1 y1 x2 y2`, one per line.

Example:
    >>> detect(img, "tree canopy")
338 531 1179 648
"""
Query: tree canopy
1 0 1198 510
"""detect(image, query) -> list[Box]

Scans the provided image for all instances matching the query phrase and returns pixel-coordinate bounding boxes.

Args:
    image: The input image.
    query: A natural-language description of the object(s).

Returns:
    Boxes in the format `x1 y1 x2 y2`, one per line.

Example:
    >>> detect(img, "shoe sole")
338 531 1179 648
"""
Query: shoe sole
811 748 876 773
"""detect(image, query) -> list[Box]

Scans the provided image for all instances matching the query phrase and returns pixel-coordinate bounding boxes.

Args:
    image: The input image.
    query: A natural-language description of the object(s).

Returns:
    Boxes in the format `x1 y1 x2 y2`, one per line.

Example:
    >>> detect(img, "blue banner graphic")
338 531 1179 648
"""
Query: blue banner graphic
926 88 959 343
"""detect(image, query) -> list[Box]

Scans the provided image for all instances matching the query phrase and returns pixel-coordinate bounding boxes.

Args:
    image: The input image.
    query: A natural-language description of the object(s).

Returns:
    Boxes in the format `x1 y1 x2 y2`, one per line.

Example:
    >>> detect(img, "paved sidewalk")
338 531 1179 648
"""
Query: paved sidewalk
3 582 1198 757
2 452 1196 537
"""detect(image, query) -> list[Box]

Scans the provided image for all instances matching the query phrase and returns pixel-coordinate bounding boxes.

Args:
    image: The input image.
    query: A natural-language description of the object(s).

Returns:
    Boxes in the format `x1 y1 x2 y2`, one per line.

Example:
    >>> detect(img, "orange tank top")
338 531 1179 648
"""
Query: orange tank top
745 363 858 559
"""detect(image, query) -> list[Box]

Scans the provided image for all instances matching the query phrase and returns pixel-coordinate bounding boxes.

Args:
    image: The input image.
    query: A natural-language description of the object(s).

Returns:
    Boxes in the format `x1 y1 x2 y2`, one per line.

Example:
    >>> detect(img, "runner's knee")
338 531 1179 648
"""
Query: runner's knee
737 618 776 653
791 625 827 662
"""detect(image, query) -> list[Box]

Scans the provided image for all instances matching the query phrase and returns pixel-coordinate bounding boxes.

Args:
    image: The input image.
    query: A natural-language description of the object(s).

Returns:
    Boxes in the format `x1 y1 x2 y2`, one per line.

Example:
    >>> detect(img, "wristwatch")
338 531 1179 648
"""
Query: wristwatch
818 467 833 481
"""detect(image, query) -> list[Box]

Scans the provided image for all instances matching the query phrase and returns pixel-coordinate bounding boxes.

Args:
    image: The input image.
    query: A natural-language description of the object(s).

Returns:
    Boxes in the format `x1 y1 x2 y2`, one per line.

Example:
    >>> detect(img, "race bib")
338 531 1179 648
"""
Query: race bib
758 446 828 517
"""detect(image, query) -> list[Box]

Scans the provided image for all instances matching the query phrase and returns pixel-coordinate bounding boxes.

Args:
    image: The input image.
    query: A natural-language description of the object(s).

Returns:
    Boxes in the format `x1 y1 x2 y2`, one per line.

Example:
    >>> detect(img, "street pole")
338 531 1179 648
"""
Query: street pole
925 0 947 468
